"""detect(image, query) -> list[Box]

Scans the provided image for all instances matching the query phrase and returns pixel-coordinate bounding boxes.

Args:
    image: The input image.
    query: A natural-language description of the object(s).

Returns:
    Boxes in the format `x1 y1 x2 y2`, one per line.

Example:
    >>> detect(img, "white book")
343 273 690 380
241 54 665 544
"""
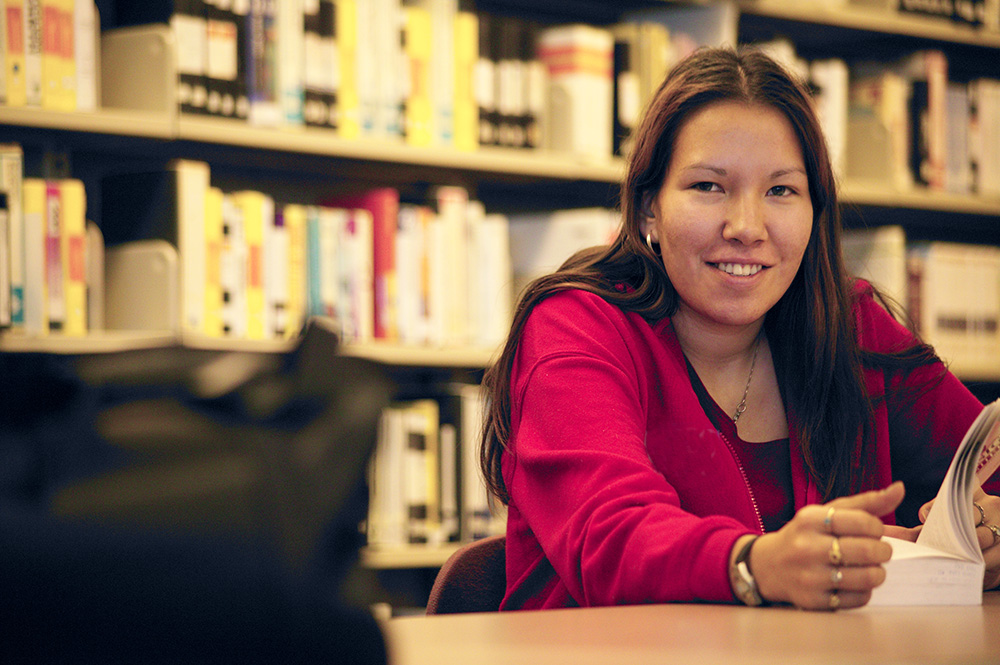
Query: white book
264 196 288 338
466 201 512 350
172 159 211 337
316 206 344 326
435 186 469 346
354 0 377 135
395 203 429 345
277 0 304 125
340 207 373 343
369 406 407 547
810 58 849 180
841 225 908 312
74 0 98 111
219 193 248 339
508 207 620 296
871 399 1000 606
537 24 614 159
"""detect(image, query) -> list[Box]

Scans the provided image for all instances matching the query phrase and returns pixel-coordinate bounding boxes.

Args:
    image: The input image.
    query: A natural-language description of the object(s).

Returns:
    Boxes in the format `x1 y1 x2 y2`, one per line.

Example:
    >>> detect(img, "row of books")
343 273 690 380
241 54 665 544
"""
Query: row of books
98 1 735 159
842 225 1000 377
897 0 1000 31
0 145 96 335
760 39 1000 200
0 157 514 348
366 383 505 548
2 0 98 111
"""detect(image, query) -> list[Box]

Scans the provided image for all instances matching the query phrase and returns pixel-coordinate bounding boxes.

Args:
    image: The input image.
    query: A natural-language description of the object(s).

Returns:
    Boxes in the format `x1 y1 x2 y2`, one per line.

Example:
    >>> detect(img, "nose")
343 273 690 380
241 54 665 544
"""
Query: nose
722 194 767 245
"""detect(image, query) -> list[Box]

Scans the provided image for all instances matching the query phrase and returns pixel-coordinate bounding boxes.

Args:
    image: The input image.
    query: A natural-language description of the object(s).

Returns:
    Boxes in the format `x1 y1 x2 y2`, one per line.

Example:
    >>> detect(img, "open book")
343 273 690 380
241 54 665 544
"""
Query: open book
869 399 1000 606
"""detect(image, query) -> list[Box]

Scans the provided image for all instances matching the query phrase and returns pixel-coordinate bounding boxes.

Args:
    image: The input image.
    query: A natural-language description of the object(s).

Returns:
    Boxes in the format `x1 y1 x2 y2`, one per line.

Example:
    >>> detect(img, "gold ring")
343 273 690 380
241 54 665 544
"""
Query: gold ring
829 537 843 566
831 568 843 587
824 506 836 534
987 524 1000 548
828 590 840 610
974 502 986 527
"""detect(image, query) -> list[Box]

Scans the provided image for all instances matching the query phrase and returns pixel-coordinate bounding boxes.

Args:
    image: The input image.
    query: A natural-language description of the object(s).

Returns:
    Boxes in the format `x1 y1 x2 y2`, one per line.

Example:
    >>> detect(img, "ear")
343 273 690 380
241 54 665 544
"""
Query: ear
639 192 657 238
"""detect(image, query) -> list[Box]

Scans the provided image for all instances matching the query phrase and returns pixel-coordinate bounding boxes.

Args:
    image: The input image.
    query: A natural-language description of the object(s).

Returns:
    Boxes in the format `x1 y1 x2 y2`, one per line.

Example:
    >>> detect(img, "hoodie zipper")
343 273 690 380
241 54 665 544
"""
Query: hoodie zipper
719 430 766 534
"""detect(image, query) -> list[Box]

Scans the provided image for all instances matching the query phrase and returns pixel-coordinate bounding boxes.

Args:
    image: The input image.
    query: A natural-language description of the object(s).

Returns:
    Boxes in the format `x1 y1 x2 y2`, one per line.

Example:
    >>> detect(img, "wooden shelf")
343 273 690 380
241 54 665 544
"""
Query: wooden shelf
361 543 462 569
738 0 1000 48
0 330 296 354
840 180 1000 216
341 342 500 368
175 114 626 183
0 106 173 139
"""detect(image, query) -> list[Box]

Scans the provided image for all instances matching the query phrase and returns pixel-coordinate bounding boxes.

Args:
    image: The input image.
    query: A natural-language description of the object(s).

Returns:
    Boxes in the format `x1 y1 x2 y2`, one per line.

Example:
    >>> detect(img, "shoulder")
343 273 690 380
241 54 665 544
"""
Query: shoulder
518 288 661 368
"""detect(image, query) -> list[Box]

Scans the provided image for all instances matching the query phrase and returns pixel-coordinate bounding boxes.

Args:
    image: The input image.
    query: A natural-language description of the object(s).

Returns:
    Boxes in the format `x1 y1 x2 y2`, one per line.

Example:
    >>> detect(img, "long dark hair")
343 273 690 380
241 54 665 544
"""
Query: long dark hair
481 47 937 505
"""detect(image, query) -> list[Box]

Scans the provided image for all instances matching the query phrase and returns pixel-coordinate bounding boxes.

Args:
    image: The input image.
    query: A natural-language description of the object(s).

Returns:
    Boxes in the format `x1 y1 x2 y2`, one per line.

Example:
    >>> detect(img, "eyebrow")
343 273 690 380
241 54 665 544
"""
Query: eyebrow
683 163 808 179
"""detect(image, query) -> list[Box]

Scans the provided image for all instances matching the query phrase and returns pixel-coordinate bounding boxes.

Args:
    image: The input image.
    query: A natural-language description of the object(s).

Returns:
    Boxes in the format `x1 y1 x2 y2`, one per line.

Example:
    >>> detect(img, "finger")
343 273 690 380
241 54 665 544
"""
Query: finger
835 536 894 566
882 524 920 541
977 524 1000 551
799 589 871 612
828 481 905 520
817 564 887 594
918 499 934 524
815 505 886 539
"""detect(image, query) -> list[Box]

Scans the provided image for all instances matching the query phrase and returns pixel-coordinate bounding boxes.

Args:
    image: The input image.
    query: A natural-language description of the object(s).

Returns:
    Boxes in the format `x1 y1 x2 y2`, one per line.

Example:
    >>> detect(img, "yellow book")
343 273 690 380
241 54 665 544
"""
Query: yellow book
5 0 27 106
282 203 307 339
402 5 433 146
335 0 360 139
230 190 266 340
21 178 47 335
58 0 76 110
203 186 224 337
59 178 86 336
453 10 478 152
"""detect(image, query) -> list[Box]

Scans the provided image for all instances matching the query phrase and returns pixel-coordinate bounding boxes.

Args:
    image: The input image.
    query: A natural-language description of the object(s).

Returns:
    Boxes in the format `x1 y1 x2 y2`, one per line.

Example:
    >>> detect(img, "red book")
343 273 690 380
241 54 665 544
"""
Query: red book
322 187 399 340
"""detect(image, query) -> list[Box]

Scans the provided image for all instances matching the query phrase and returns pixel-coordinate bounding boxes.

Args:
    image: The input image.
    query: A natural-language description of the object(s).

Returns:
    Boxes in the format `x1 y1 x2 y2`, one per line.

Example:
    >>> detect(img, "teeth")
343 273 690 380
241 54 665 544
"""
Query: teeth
716 263 763 277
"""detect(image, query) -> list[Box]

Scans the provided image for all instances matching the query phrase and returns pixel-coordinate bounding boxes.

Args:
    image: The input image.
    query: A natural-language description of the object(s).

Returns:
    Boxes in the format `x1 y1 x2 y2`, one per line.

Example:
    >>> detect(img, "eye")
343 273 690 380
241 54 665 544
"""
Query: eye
692 181 722 193
767 185 795 197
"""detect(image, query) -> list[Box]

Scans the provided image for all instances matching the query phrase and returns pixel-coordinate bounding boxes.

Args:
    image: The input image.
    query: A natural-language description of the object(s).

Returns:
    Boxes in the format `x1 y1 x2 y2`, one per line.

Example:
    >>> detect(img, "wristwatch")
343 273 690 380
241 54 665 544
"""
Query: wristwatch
729 535 765 606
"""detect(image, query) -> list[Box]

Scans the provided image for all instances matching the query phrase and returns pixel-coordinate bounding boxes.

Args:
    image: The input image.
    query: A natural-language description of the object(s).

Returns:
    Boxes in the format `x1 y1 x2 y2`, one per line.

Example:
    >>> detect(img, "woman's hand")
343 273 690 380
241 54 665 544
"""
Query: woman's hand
918 489 1000 590
748 481 905 610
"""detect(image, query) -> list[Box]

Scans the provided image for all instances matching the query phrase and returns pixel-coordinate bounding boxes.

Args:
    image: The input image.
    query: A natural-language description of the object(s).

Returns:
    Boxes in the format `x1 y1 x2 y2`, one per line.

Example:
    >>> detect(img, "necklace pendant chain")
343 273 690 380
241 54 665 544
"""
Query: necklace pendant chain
731 335 761 424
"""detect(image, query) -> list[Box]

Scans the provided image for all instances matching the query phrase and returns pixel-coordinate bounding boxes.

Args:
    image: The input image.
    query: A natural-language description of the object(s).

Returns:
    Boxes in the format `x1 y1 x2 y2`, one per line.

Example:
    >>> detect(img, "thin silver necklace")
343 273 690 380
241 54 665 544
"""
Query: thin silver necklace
731 335 762 424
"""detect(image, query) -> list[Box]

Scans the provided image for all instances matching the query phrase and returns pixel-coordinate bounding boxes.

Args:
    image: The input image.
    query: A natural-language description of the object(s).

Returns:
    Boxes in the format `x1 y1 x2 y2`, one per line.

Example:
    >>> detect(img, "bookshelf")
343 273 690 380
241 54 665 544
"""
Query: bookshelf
1 0 999 595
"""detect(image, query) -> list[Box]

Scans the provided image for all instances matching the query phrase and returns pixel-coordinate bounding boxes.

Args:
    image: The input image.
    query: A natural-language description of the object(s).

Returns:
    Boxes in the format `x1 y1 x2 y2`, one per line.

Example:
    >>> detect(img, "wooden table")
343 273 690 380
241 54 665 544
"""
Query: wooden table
384 593 1000 665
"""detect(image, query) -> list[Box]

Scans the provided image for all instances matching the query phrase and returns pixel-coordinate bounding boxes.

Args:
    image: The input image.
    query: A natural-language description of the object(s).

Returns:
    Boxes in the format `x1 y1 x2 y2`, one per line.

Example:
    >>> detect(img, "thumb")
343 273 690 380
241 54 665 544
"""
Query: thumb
830 481 905 518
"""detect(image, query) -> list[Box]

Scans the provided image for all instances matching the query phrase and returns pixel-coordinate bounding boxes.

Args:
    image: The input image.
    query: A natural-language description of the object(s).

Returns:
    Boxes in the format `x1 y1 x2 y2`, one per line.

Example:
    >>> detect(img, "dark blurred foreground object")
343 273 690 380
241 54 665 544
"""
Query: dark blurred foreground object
0 320 392 664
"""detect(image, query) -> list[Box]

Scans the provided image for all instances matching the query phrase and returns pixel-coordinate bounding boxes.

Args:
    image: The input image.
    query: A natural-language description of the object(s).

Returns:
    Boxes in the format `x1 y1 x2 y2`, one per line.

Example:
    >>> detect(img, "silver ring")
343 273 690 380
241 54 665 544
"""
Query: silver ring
828 536 843 566
824 506 836 534
974 502 986 527
987 524 1000 548
831 568 843 587
828 590 840 610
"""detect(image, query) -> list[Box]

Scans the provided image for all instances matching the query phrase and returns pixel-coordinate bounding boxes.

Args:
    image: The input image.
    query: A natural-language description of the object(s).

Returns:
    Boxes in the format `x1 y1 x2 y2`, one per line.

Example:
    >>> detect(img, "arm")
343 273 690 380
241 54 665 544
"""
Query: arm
506 291 749 606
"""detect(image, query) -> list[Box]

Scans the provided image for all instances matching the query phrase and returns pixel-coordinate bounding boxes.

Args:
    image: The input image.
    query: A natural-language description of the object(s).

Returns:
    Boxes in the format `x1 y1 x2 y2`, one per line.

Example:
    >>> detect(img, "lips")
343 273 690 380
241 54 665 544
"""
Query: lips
712 262 764 277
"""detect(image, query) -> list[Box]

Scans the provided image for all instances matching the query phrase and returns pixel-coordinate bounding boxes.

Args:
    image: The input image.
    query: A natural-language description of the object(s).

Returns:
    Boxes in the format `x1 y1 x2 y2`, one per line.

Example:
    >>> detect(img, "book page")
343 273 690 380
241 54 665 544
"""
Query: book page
916 399 1000 561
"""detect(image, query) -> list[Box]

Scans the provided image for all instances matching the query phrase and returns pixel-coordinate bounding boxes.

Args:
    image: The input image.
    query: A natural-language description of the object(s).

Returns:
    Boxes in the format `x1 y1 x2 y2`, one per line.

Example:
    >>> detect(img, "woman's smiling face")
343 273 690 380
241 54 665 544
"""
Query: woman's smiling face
644 100 814 333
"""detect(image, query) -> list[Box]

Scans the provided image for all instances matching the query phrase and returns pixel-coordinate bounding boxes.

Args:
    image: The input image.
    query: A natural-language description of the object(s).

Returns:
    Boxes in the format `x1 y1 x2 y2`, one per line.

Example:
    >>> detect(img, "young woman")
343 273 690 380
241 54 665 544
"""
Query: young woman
480 47 1000 611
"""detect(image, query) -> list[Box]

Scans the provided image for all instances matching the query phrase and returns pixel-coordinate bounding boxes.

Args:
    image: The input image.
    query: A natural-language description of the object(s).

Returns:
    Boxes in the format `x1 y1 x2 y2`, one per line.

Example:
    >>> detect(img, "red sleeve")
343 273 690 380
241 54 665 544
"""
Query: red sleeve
505 290 747 606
